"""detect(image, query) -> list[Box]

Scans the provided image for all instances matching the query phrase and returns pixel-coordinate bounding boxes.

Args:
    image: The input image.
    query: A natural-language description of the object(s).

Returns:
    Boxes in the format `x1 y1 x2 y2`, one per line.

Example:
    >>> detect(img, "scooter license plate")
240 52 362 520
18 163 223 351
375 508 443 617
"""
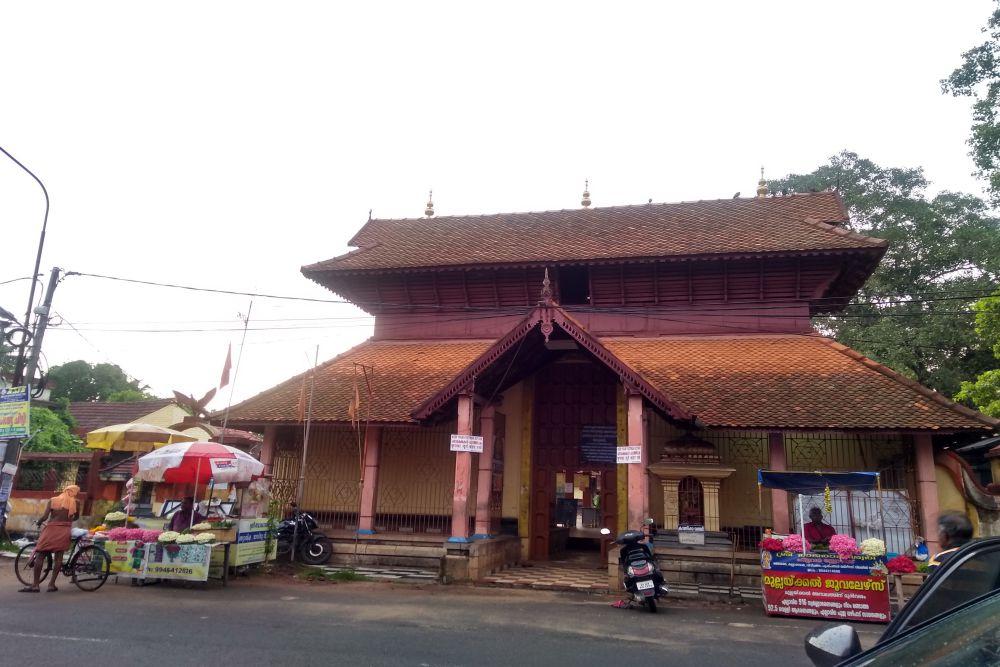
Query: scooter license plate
636 579 654 591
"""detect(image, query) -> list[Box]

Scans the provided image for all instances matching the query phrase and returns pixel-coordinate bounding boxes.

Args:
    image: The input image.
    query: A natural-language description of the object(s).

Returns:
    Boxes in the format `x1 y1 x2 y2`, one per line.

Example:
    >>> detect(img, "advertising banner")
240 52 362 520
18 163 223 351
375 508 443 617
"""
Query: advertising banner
143 543 212 581
616 445 642 464
0 386 30 439
103 540 147 575
233 517 276 566
761 551 890 623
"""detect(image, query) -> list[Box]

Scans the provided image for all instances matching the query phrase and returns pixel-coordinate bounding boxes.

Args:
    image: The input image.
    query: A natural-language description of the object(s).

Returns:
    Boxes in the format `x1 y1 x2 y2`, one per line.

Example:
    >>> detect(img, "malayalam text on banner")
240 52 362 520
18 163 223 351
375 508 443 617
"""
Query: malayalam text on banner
143 542 212 581
450 434 484 453
760 551 890 623
0 386 30 439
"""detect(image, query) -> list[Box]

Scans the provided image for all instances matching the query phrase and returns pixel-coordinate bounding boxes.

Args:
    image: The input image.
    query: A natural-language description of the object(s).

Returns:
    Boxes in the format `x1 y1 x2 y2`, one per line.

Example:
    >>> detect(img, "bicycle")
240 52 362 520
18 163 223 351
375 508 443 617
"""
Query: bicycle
14 534 111 592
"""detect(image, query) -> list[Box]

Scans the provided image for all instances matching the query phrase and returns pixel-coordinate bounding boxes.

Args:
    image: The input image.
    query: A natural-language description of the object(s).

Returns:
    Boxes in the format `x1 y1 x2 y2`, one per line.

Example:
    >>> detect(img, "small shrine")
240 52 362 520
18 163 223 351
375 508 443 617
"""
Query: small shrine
648 432 735 535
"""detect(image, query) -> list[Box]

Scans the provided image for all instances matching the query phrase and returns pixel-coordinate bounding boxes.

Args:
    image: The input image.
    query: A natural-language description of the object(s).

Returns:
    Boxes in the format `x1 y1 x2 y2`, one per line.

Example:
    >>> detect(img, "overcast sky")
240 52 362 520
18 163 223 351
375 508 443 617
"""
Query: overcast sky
0 1 994 411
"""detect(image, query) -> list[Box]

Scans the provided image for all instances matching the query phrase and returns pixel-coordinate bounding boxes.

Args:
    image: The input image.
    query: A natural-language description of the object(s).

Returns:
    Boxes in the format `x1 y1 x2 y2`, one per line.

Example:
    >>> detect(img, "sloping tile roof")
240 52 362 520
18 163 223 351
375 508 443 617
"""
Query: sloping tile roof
304 192 884 273
68 398 177 435
602 335 997 431
223 339 495 424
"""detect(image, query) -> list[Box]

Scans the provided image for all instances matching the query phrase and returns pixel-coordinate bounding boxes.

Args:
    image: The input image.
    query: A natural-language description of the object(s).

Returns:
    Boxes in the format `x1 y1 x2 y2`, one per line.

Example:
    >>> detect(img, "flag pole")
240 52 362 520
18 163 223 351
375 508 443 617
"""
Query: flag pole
220 299 253 446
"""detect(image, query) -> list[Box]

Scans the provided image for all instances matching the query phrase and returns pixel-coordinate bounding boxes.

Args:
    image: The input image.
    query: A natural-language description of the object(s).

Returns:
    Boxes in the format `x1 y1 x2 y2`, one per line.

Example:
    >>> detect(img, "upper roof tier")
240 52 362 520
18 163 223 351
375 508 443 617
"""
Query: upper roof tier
304 191 886 275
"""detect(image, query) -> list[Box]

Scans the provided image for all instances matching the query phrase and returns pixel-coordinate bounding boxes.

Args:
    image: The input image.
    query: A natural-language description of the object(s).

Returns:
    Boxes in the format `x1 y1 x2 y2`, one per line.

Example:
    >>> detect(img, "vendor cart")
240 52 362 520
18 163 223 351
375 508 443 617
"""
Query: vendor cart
757 470 892 624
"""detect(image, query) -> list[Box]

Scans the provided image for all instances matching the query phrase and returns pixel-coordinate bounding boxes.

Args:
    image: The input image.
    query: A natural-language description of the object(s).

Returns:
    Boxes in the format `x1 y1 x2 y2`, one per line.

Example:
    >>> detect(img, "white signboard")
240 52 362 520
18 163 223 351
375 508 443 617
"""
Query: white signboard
678 524 705 545
450 434 484 453
616 445 643 464
1 463 17 476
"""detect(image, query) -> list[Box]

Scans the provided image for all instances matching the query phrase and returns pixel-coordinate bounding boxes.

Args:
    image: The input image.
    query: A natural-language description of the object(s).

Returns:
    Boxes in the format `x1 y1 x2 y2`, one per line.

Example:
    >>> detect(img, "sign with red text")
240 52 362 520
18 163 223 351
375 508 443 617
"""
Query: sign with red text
760 551 890 623
450 434 484 453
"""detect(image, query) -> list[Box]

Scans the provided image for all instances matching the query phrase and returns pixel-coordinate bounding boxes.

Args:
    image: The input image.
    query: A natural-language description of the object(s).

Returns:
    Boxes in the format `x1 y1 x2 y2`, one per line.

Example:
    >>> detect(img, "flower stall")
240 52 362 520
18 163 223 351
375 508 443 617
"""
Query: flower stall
756 470 892 623
85 442 271 587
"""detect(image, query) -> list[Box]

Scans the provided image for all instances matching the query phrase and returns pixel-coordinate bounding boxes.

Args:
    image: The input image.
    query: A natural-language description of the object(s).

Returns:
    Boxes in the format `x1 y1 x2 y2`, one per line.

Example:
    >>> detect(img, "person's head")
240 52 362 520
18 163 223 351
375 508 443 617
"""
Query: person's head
63 485 80 498
51 484 80 514
809 507 824 524
938 512 973 550
181 496 194 510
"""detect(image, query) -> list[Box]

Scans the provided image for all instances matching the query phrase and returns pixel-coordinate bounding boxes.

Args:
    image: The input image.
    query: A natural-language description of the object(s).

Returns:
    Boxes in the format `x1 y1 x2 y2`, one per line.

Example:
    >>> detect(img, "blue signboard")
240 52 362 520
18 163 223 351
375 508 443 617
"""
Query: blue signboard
580 424 617 464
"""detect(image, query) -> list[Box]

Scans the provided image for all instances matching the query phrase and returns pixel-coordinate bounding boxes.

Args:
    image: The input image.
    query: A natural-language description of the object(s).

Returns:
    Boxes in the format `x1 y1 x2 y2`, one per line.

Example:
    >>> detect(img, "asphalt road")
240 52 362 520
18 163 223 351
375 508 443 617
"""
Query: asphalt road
0 567 882 666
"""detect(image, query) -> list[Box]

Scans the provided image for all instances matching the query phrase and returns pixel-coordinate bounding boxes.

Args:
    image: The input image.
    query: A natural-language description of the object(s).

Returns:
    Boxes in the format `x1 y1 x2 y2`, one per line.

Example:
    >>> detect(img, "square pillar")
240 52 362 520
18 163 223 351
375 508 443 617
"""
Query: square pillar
357 425 382 534
661 479 679 529
473 405 496 539
915 433 941 554
450 393 474 543
626 393 649 530
768 432 790 533
702 479 722 532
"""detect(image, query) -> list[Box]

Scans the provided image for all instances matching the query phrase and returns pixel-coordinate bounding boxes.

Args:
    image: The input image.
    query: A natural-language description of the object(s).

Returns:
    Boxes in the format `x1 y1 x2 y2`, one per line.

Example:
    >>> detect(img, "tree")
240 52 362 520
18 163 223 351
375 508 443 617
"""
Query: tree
24 406 85 452
956 291 1000 416
48 360 155 402
768 152 1000 397
943 2 1000 204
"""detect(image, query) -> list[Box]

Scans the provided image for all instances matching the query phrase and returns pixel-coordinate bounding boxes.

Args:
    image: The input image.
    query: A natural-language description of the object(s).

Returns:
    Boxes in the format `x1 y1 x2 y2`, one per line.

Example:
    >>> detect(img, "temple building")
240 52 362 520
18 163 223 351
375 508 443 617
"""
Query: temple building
224 185 998 579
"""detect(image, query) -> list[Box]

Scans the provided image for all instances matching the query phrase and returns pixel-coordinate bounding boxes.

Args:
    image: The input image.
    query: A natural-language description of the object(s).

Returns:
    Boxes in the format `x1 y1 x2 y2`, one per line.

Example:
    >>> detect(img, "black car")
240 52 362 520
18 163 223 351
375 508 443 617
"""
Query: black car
805 537 1000 665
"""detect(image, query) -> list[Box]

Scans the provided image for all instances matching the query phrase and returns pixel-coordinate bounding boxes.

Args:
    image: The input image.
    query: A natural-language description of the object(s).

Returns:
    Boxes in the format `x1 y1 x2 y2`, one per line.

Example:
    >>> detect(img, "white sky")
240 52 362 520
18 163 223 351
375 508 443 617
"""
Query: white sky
0 1 994 410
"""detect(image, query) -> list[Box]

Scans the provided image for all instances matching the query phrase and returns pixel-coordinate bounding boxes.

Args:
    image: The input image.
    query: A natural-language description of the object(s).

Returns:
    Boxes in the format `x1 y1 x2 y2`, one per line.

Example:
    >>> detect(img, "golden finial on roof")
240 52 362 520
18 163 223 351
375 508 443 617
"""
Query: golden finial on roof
756 167 768 198
581 179 591 208
424 189 434 217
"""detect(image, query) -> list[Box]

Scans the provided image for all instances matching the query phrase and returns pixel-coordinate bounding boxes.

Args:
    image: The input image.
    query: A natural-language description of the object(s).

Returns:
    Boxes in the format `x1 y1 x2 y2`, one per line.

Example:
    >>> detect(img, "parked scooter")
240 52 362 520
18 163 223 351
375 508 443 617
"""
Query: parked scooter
276 503 333 565
602 518 668 613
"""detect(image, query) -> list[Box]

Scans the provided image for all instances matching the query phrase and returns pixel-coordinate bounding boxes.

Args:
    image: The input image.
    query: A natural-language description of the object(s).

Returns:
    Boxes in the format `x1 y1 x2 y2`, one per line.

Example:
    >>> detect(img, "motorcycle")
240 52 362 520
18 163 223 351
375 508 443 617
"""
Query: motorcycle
602 518 668 613
276 503 333 565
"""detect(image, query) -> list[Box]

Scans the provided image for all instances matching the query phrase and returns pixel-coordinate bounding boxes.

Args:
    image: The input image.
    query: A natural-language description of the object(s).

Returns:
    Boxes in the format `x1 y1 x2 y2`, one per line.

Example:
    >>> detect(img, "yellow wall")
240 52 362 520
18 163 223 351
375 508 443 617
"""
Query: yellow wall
378 425 459 517
936 465 981 536
140 404 191 429
501 381 524 520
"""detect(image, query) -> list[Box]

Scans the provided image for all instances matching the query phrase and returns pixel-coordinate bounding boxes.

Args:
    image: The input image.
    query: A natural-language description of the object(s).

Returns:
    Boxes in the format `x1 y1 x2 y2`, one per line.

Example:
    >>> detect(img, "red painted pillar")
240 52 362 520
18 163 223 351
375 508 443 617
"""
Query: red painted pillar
357 426 382 534
473 405 496 538
450 393 474 542
915 433 941 553
626 393 648 531
768 432 790 533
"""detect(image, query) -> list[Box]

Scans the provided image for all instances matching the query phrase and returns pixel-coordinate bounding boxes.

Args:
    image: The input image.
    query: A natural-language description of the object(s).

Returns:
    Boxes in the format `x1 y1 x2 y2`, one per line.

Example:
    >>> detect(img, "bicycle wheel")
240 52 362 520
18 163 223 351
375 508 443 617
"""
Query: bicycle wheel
14 544 53 587
69 545 111 592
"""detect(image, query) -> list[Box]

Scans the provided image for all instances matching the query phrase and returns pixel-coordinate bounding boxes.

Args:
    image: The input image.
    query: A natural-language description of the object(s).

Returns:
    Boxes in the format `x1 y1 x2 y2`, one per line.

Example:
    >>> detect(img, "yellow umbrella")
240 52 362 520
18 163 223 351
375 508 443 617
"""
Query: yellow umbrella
86 423 199 453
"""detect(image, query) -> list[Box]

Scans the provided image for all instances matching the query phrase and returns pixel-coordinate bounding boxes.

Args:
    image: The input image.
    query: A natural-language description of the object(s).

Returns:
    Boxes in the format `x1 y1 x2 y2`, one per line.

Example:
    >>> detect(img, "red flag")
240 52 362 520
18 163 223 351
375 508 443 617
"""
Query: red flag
220 344 233 388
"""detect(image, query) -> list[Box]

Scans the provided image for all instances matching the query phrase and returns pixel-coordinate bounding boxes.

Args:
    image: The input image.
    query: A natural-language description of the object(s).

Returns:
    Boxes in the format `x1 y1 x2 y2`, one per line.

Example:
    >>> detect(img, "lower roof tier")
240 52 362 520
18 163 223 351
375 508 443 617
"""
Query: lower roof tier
223 326 996 432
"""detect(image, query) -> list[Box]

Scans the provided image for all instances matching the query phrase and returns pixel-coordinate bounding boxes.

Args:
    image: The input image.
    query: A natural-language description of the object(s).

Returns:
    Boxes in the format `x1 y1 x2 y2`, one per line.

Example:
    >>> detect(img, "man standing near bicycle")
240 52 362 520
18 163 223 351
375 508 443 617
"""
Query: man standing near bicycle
19 484 79 593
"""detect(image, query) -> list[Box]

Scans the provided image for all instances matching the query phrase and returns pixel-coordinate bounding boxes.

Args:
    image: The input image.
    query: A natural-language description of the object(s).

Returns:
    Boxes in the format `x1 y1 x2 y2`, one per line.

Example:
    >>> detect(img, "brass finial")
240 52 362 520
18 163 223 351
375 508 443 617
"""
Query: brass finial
756 167 768 198
581 180 591 208
424 189 434 217
539 268 554 305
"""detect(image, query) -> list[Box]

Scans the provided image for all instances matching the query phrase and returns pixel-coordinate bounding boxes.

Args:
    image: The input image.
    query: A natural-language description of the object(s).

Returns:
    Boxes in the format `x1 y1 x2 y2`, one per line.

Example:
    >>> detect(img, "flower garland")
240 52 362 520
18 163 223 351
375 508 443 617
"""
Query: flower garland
823 484 833 514
760 537 785 552
886 555 916 574
859 538 886 558
829 534 859 559
782 534 810 551
175 534 196 544
158 531 180 544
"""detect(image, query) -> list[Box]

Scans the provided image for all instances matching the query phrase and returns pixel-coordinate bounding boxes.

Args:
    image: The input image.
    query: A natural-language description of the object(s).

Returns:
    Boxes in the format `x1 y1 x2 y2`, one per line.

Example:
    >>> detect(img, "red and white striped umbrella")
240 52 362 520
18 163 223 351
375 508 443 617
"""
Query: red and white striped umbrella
135 441 264 484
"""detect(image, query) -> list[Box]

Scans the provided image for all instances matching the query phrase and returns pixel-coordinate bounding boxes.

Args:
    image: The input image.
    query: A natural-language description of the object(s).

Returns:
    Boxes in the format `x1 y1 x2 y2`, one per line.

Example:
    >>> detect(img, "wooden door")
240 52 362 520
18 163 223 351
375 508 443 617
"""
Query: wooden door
530 361 618 560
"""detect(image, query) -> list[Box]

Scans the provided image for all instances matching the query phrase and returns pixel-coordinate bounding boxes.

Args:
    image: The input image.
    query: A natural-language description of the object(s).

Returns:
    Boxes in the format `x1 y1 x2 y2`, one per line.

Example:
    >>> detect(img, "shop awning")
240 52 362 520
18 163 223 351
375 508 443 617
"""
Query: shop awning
757 470 879 494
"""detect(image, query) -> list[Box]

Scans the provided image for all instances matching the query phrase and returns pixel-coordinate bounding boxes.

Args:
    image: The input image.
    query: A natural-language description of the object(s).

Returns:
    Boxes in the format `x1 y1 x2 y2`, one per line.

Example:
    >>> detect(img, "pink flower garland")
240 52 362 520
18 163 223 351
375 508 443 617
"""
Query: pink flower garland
829 535 859 559
782 534 810 551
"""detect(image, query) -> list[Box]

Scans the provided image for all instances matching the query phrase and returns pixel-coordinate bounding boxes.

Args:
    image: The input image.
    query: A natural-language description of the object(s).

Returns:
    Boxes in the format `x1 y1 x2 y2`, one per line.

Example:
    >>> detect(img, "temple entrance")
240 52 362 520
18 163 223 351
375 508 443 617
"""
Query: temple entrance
530 359 618 560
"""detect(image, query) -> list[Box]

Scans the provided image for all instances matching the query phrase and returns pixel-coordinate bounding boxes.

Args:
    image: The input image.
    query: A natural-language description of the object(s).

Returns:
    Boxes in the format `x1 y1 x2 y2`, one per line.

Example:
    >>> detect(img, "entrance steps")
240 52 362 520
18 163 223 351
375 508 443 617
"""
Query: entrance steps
480 560 610 593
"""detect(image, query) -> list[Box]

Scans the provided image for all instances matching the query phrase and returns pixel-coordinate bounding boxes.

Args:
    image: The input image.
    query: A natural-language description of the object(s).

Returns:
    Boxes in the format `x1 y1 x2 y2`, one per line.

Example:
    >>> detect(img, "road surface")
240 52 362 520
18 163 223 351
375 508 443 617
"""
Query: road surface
0 567 881 666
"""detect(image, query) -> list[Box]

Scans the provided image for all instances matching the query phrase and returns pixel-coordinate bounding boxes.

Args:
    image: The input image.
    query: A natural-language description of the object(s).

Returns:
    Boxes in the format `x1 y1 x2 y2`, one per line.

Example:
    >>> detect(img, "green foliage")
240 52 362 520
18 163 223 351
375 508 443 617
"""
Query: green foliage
956 370 1000 417
106 388 152 403
955 291 1000 416
48 360 155 402
768 152 1000 397
25 407 86 452
297 566 367 583
943 2 1000 204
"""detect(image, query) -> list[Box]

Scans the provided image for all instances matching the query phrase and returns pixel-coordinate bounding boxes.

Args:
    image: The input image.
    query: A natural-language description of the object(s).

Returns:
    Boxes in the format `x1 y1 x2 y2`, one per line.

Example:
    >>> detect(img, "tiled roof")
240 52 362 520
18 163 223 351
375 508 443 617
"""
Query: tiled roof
68 398 177 435
602 335 997 431
304 192 884 273
223 339 495 424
